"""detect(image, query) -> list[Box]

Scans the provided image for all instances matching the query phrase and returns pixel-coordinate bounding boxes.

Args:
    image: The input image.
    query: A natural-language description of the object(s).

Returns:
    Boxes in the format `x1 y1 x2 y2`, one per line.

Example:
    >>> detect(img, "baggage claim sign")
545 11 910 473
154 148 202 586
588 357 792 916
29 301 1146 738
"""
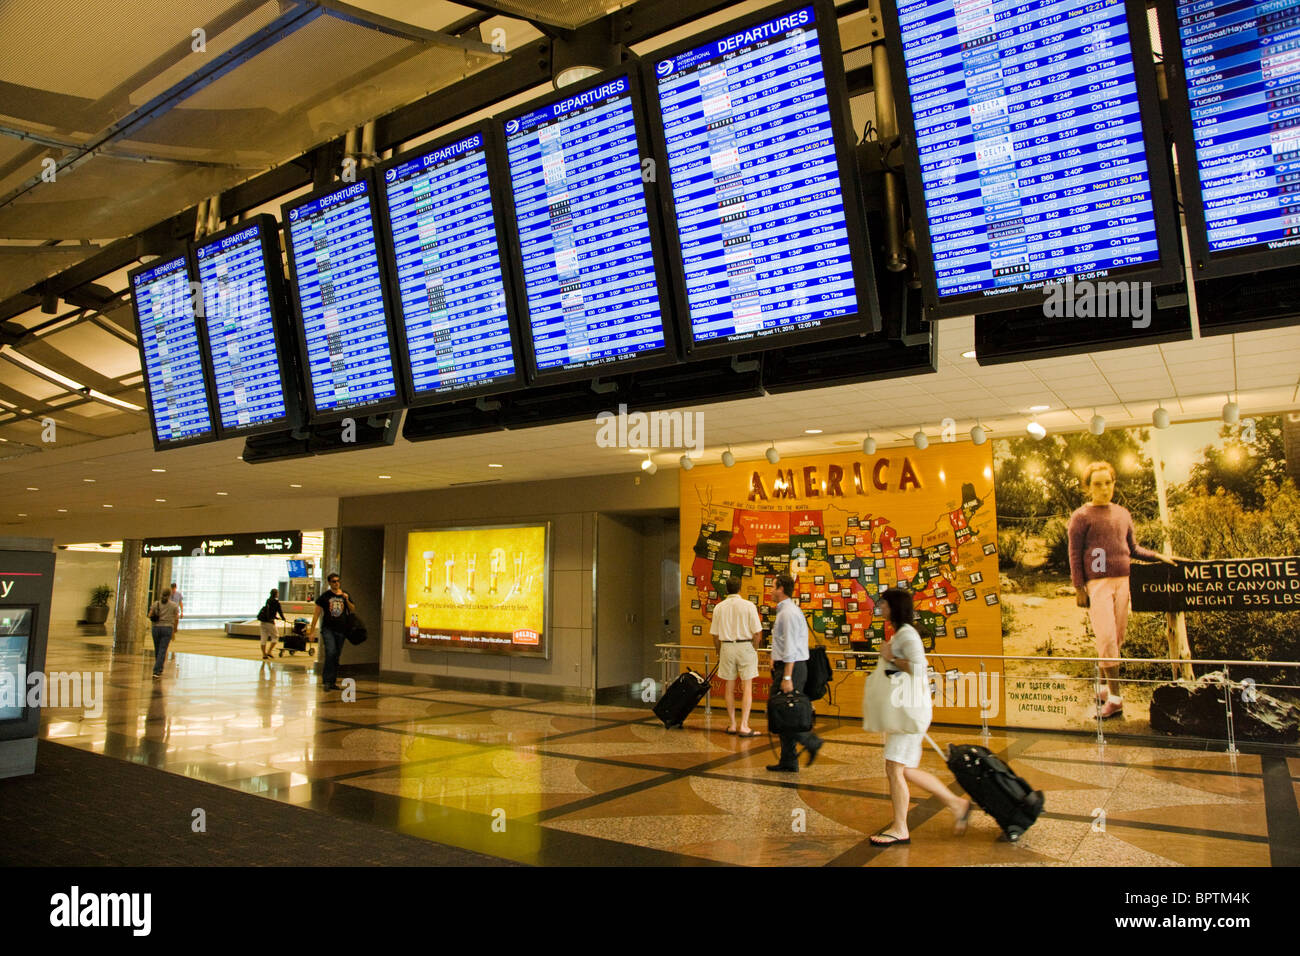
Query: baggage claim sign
679 443 1003 724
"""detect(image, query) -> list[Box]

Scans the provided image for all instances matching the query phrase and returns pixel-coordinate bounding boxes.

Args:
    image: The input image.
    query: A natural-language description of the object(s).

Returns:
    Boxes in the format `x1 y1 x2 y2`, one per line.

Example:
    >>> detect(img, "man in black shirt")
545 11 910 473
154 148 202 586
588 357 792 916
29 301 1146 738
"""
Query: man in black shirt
308 573 354 691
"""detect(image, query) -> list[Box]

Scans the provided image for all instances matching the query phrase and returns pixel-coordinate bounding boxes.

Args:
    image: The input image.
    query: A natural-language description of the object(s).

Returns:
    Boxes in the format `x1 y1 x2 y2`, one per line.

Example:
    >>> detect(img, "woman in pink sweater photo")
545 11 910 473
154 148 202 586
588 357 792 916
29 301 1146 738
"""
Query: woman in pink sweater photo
1067 461 1178 719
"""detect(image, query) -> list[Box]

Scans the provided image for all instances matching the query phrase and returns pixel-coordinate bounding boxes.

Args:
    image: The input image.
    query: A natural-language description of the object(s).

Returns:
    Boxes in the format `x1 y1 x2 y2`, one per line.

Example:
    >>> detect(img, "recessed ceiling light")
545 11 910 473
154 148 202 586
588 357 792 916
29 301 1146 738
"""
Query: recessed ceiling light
155 498 166 503
102 504 113 508
17 513 26 517
216 491 228 496
25 486 37 491
1029 404 1050 412
57 508 67 513
378 475 391 479
804 428 823 434
961 350 977 359
488 463 503 468
83 478 95 483
290 483 302 488
152 468 165 473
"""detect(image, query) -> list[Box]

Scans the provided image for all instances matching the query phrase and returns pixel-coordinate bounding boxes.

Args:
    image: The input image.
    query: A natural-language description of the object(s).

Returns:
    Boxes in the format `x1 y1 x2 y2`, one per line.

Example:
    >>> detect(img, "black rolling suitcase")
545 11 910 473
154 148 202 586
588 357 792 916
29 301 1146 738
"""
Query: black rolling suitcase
928 736 1044 842
279 619 312 656
654 668 717 728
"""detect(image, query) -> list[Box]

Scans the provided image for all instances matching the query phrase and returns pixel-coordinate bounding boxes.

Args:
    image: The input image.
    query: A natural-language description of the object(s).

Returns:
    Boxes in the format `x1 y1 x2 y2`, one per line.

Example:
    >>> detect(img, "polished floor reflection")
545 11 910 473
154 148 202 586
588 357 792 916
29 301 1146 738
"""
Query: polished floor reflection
36 634 1300 866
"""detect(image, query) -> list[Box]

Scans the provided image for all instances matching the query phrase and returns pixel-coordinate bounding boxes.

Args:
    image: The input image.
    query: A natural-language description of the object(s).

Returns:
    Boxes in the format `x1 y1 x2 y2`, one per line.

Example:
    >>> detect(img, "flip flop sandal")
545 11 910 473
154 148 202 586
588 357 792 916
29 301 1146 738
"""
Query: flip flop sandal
954 802 973 836
870 830 911 847
723 728 738 735
738 730 761 738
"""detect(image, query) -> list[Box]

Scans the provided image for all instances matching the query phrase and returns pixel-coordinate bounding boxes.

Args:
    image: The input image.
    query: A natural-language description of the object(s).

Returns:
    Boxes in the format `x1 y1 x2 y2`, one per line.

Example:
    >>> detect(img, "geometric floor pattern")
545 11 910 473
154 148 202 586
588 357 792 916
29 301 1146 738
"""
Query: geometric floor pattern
27 634 1300 866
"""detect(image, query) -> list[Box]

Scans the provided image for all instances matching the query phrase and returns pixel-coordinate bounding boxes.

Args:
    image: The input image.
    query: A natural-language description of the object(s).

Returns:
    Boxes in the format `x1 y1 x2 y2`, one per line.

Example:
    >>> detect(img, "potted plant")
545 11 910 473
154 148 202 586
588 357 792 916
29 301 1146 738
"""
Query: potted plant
85 584 113 625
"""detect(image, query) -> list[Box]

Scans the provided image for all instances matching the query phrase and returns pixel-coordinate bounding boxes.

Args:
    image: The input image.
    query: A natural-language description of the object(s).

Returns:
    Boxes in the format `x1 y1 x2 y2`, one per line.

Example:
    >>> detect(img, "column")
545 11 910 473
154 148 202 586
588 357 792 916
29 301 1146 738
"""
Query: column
113 539 149 653
322 527 341 580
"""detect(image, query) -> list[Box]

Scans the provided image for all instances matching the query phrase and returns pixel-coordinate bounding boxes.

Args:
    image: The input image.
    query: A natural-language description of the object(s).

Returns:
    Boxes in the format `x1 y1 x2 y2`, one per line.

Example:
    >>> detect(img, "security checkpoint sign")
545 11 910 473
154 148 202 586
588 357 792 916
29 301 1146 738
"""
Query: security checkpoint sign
142 531 302 557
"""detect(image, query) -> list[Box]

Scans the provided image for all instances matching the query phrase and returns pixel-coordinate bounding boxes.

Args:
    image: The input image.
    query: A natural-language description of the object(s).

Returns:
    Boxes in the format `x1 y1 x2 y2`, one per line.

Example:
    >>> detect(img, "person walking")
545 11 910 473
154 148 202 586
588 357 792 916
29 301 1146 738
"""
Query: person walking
257 588 288 659
710 574 762 737
869 587 971 846
766 571 823 772
168 582 184 652
147 587 179 680
1067 461 1178 719
308 573 354 692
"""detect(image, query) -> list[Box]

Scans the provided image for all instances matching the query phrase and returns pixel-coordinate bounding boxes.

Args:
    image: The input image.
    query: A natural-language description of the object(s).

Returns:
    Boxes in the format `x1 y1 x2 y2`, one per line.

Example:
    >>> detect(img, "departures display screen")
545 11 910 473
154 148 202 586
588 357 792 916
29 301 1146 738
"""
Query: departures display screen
193 220 291 434
284 178 400 416
382 132 519 398
1168 0 1300 267
130 254 215 447
654 5 861 347
893 0 1167 310
502 74 669 376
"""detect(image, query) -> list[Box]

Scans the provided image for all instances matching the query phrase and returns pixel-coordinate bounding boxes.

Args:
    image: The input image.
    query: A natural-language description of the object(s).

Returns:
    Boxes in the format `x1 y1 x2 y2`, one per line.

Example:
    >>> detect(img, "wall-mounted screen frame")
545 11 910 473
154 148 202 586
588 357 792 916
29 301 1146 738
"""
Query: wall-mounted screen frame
496 67 680 385
882 0 1183 319
644 0 881 357
189 214 304 439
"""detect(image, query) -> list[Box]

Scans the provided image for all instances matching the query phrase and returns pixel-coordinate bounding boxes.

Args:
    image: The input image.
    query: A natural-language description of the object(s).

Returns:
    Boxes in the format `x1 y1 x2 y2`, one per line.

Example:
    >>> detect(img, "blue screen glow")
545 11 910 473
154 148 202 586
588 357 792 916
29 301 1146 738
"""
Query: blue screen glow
194 222 290 433
897 0 1163 301
1176 0 1300 257
286 179 400 414
132 255 214 445
383 133 518 396
655 5 859 345
504 75 667 374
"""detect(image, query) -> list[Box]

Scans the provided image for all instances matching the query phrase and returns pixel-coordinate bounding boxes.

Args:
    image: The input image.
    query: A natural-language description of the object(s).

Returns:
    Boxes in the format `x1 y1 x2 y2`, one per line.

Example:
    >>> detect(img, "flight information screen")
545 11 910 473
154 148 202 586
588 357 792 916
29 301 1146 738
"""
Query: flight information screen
285 179 400 414
383 132 518 397
503 74 668 375
194 221 290 433
655 5 859 346
131 255 214 445
896 0 1164 303
1174 0 1300 259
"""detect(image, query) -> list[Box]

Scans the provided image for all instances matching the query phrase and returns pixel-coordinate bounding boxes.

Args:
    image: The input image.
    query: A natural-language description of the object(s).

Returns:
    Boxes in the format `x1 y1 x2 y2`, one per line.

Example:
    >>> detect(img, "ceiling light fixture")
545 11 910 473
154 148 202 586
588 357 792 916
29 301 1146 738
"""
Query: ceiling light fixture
640 455 657 476
83 478 95 483
765 442 780 464
862 433 877 455
2 350 143 411
155 499 166 503
961 349 977 359
378 475 391 479
970 424 987 445
1026 418 1047 440
488 463 503 468
913 429 929 450
289 483 302 488
1029 404 1050 413
1153 403 1171 430
804 428 822 435
152 468 165 473
25 486 37 491
216 491 228 496
1089 410 1106 435
1222 395 1239 425
679 454 694 471
721 445 735 468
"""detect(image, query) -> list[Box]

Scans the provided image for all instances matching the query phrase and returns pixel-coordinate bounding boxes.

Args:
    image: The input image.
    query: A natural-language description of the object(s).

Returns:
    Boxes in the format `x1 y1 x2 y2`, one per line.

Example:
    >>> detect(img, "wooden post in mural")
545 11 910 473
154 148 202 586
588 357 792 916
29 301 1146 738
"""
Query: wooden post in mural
1151 430 1194 681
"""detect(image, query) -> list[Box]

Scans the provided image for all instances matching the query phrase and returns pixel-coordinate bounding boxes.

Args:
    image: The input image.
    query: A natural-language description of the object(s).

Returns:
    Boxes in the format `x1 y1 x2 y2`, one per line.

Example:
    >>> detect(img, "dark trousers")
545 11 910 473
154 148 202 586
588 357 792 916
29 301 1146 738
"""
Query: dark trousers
151 625 173 675
321 626 345 687
772 661 820 767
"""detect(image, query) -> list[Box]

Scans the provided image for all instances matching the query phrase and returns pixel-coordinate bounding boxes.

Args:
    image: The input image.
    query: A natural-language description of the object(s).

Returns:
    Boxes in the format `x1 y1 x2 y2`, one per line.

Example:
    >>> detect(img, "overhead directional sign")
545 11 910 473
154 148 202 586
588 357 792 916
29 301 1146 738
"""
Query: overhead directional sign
143 531 302 557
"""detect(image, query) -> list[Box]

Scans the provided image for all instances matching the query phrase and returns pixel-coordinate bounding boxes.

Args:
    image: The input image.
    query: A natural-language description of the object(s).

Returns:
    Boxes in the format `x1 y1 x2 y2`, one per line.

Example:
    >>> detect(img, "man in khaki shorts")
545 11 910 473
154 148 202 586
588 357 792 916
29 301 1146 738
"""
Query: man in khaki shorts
710 574 762 737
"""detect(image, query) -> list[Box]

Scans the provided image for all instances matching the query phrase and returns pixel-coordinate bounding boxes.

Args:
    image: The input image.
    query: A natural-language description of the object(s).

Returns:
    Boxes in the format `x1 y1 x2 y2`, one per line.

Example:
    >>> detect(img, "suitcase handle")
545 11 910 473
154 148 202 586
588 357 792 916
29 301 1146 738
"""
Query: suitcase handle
925 734 947 762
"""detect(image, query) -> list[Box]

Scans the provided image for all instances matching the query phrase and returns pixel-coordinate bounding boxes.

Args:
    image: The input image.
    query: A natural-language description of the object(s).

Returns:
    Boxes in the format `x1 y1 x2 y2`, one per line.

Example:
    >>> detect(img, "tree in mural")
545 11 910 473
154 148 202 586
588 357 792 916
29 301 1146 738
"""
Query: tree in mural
1186 417 1291 510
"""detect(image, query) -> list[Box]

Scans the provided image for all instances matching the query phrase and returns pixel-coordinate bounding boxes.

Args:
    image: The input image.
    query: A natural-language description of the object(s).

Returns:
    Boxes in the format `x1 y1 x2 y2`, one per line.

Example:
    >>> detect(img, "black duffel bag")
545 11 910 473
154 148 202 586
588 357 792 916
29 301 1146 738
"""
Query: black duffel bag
767 690 814 735
345 614 368 645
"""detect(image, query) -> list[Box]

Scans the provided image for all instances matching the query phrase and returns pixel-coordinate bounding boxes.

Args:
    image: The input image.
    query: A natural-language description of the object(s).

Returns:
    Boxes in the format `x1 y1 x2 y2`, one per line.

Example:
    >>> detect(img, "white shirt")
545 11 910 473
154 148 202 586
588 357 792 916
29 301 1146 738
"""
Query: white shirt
883 624 925 672
710 593 761 643
771 597 809 663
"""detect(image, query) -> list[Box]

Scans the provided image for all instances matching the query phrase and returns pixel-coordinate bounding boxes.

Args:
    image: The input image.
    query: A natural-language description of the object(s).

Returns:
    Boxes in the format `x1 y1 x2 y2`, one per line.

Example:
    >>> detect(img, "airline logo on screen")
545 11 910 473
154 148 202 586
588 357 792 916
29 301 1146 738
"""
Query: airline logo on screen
512 628 540 646
505 118 520 135
656 58 674 77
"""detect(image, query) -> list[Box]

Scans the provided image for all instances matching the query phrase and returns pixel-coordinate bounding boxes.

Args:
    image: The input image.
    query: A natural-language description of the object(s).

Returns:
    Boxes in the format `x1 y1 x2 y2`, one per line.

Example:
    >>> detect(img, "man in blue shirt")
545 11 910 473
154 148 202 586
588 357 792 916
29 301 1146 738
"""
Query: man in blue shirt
767 572 824 772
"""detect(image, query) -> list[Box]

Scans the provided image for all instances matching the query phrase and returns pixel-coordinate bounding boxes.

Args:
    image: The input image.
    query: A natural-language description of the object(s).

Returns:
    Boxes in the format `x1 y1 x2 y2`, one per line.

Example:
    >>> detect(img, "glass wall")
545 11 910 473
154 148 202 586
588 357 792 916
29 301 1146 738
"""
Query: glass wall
171 555 298 630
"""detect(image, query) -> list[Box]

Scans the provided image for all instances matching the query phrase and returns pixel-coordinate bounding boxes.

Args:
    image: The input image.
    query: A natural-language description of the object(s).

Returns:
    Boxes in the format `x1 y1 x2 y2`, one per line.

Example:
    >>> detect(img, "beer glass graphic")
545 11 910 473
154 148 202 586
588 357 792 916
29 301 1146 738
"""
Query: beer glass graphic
513 551 524 591
422 551 435 593
466 552 477 596
489 549 504 595
444 553 456 593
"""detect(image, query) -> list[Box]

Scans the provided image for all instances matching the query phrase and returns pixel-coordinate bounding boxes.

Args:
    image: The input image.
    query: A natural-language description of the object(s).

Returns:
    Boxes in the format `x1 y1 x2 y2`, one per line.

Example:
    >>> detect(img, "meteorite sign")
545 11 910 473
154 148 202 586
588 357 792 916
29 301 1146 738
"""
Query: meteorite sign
1132 557 1300 612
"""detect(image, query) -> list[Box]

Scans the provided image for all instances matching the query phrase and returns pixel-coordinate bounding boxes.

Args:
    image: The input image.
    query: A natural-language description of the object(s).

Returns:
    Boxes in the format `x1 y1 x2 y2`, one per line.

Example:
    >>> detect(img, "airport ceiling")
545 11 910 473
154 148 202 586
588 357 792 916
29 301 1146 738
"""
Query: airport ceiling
0 0 1298 536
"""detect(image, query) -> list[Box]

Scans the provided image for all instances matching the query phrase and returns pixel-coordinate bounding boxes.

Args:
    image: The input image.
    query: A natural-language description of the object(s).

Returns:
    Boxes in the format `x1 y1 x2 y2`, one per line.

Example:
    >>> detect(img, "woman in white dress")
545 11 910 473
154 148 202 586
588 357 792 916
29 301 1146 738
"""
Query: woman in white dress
869 587 972 847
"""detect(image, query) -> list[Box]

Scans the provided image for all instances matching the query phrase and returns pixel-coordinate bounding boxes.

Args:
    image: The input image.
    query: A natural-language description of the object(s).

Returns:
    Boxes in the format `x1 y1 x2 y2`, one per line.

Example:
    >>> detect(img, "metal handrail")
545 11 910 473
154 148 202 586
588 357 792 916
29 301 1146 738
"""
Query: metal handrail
653 643 1300 669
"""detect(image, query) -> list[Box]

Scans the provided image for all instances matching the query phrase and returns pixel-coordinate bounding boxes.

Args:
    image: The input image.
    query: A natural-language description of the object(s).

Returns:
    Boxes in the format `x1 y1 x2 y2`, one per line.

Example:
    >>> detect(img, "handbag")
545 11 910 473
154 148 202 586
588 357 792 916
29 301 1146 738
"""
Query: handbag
862 664 932 735
148 604 160 623
344 615 368 645
767 690 814 735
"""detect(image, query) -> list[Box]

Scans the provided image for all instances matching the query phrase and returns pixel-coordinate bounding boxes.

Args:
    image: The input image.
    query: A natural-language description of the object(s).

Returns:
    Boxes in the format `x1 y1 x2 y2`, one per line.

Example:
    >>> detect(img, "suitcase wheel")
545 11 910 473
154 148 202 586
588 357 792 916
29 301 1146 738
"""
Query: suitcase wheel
1006 826 1024 843
309 647 316 656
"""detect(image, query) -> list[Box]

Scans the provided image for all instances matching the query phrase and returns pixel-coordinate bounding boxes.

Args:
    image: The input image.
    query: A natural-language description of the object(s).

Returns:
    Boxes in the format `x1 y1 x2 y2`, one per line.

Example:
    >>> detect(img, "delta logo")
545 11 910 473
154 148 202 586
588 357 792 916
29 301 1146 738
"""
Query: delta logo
512 628 540 645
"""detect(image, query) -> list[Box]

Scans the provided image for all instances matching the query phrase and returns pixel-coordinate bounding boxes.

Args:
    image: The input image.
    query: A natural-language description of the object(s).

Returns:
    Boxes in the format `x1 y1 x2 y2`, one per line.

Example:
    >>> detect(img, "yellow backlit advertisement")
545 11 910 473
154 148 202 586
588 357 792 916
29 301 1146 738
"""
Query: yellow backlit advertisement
404 524 549 657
